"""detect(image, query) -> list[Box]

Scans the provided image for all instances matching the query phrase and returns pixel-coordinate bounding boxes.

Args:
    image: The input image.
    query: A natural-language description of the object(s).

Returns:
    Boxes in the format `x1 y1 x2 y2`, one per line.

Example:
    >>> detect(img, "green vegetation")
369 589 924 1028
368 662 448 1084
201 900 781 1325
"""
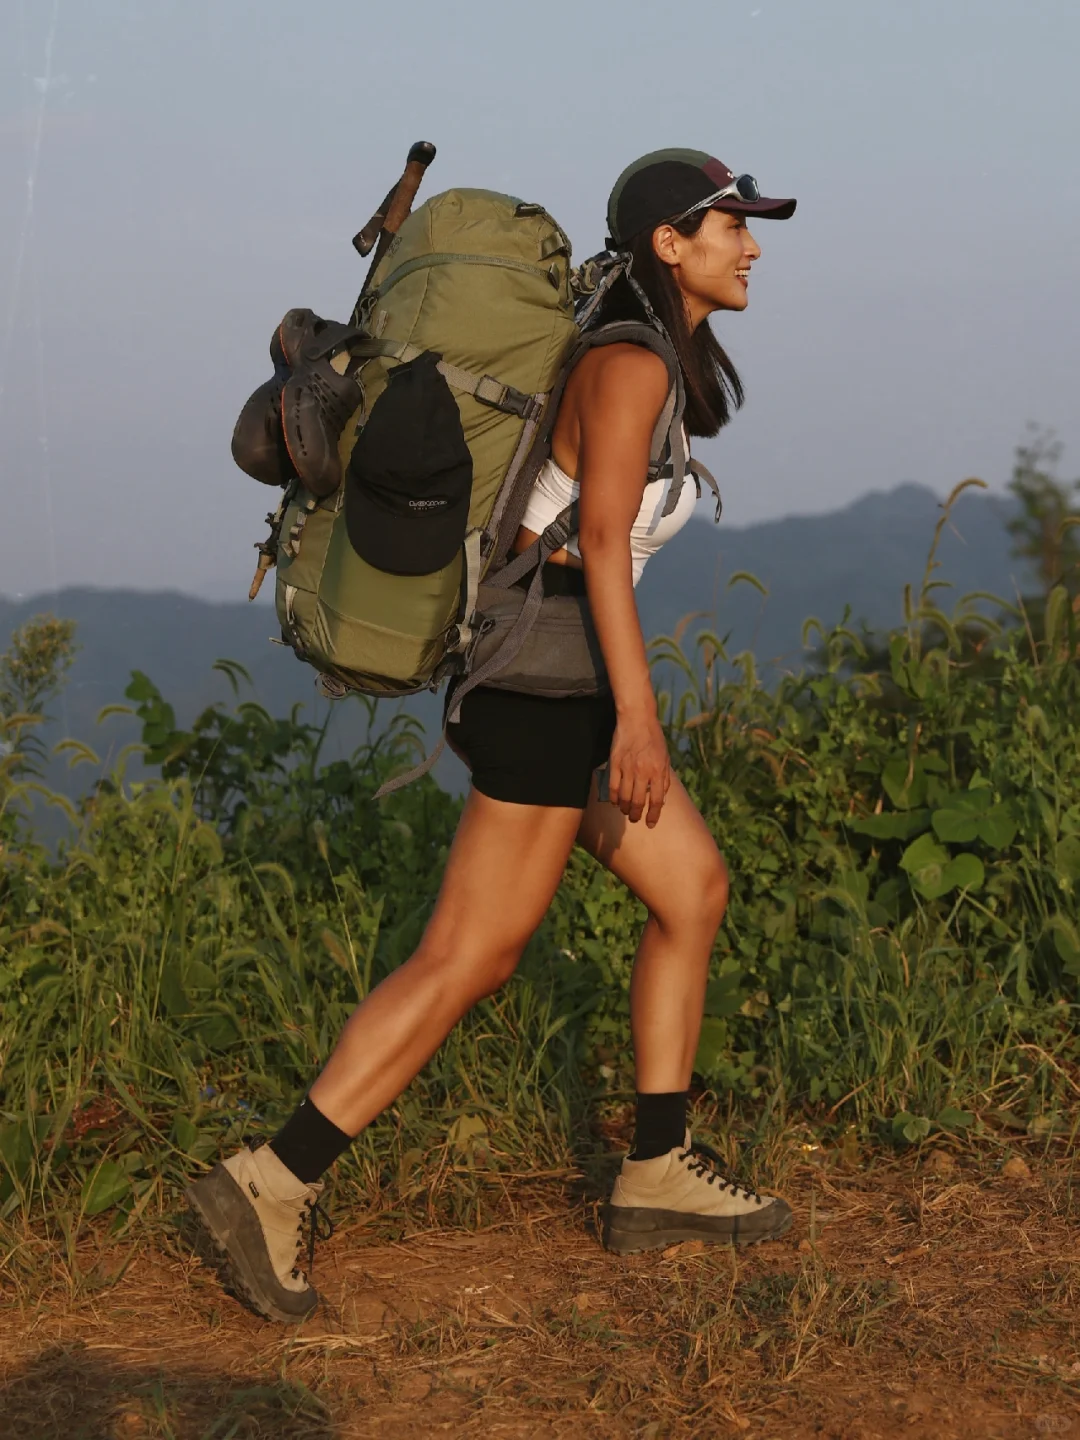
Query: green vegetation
1 481 1078 1247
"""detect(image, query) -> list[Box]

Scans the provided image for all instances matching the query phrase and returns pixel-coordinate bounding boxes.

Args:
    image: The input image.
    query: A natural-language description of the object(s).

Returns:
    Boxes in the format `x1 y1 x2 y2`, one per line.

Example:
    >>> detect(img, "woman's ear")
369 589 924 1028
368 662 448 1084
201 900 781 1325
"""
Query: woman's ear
652 223 680 267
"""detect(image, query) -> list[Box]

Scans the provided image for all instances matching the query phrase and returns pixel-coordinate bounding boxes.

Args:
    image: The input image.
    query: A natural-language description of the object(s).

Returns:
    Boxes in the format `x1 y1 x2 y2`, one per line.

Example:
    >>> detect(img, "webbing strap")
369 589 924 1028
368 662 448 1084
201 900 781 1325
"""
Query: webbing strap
484 400 548 555
345 338 541 421
661 424 688 518
449 528 483 652
649 384 678 481
372 732 447 800
437 362 541 421
485 502 576 591
689 458 723 522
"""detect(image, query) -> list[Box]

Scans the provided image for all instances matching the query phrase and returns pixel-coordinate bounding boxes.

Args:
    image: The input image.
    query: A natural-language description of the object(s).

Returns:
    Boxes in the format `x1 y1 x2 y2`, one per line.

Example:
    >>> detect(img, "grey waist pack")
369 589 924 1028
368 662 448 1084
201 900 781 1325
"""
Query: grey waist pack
468 579 608 698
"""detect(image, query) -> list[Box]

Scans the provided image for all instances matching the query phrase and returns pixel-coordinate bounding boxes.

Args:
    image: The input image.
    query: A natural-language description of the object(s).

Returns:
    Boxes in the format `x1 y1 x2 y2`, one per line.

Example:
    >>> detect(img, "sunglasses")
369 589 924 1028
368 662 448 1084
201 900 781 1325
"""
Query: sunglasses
669 174 760 225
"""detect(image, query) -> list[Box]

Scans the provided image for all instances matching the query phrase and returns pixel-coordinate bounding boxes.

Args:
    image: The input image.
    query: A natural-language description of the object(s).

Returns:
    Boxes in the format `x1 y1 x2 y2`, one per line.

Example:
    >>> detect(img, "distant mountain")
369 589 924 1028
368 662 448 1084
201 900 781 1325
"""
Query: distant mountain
1 483 1025 803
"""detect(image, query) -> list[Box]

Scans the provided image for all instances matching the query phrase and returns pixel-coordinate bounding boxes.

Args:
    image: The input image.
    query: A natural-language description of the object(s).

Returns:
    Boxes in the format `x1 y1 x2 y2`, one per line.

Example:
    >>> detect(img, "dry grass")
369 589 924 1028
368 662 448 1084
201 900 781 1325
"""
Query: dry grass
2 1139 1079 1439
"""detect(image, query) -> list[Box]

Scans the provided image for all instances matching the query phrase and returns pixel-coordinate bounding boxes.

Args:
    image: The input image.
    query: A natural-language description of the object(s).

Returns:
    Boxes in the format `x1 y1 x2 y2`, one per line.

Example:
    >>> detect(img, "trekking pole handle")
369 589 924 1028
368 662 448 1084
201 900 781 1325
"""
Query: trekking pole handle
352 141 437 256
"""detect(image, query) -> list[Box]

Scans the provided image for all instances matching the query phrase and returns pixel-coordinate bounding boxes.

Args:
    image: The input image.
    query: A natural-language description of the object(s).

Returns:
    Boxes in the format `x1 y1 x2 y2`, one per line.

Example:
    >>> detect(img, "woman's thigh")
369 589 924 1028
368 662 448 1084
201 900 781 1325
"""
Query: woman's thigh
575 771 728 927
420 786 584 967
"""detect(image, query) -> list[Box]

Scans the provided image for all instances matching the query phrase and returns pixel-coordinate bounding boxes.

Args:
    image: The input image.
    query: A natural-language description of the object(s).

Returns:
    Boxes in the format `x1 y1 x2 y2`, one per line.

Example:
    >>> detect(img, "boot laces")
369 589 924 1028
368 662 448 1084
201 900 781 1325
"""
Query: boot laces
293 1195 335 1280
678 1138 762 1204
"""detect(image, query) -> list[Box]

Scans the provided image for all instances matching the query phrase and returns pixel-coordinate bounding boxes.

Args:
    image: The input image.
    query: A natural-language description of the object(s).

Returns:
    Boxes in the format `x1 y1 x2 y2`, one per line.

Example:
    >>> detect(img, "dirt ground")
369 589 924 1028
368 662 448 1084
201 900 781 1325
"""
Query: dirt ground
2 1148 1078 1440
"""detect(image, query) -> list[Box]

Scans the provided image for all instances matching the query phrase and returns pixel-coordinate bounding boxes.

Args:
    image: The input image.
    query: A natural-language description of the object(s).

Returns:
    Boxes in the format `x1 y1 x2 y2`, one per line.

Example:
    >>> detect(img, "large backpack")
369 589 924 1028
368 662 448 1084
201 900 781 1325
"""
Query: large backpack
236 187 720 793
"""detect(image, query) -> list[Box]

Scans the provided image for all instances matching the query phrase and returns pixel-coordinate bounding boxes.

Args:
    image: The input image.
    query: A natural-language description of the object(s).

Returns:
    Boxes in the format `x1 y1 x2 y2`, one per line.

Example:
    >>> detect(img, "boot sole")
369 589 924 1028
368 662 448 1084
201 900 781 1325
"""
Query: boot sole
601 1198 794 1256
185 1166 319 1325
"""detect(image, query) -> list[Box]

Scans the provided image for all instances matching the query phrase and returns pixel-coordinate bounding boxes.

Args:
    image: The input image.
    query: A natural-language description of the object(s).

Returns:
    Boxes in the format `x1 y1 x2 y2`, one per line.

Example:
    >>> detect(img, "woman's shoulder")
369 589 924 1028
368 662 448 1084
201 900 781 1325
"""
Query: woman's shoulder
570 340 670 412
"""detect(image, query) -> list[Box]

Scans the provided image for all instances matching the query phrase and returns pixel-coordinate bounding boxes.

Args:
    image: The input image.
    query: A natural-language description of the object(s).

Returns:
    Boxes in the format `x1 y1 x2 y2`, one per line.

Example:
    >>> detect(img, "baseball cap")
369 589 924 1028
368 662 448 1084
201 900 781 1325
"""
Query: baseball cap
346 351 473 577
607 148 796 247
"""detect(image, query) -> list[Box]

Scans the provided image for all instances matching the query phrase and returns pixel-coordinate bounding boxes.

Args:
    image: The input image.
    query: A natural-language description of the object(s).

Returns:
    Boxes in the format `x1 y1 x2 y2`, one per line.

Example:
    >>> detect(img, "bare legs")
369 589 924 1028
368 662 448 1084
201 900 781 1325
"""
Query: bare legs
308 789 582 1136
306 770 728 1140
576 772 729 1093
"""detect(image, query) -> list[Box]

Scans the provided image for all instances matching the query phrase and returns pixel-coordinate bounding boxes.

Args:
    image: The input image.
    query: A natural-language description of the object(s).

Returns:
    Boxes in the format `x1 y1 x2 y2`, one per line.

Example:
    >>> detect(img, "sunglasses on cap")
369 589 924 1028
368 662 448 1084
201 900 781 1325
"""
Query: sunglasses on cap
668 174 761 225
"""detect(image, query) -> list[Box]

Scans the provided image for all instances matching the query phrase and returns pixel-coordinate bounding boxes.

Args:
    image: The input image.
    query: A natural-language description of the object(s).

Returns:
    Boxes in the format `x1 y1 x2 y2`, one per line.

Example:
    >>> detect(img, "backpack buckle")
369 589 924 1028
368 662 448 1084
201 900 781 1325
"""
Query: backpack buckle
474 376 537 421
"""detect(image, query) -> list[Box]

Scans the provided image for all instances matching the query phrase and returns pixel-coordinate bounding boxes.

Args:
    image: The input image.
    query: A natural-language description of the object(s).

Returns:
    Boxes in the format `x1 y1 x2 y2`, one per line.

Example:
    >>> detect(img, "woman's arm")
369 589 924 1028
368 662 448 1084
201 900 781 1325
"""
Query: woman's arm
574 344 672 828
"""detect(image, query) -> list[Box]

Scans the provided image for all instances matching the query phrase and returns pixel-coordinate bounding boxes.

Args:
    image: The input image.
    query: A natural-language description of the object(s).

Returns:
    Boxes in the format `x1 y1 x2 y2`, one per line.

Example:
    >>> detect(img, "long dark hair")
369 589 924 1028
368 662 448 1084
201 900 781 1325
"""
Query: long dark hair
597 210 744 438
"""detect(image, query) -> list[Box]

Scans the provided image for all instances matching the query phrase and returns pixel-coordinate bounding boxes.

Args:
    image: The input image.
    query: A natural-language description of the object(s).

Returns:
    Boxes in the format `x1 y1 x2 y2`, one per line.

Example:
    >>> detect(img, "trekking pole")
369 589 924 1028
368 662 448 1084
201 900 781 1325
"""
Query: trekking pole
352 141 436 277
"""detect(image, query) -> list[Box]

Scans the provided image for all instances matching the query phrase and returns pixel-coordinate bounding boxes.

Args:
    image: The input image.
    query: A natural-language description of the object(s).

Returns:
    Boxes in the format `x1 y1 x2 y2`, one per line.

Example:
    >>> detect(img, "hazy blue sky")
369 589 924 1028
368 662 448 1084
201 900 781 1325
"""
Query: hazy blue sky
2 0 1078 600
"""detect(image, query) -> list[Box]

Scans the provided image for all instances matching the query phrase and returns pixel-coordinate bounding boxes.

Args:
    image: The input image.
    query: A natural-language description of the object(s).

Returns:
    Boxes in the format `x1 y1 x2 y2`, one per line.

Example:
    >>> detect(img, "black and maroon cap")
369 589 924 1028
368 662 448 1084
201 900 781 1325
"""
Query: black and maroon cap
606 148 796 247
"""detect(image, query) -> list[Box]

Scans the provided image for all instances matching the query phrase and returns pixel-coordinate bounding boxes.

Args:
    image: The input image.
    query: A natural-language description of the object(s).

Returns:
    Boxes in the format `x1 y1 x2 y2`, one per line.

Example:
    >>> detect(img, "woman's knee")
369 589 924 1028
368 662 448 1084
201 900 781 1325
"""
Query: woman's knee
412 936 523 1003
652 848 729 933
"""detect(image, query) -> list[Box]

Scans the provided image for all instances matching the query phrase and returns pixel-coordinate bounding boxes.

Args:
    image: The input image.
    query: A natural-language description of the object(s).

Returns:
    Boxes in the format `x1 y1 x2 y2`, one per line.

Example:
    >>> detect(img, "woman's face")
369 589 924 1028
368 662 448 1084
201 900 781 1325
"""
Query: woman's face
655 208 762 325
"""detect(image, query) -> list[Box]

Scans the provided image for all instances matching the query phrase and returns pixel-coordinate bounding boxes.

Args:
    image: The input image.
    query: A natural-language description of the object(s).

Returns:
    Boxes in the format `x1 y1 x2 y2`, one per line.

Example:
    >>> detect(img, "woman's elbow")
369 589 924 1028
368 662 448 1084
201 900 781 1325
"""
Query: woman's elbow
577 525 632 566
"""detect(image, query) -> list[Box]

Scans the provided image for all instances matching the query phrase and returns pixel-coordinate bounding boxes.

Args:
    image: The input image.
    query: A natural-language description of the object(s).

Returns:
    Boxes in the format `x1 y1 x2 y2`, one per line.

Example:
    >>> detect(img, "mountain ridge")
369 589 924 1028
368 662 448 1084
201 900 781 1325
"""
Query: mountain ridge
1 483 1025 799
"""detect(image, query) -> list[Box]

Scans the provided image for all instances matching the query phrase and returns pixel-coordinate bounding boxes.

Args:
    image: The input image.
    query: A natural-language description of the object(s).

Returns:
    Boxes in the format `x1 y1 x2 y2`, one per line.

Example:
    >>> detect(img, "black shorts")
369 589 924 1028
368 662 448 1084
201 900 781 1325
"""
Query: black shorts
446 566 617 808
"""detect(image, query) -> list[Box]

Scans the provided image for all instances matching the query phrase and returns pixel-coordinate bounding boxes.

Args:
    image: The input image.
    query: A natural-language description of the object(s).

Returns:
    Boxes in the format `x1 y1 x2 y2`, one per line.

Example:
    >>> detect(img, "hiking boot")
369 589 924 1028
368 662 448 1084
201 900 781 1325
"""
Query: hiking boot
230 324 297 486
602 1132 793 1255
185 1141 331 1323
277 309 364 498
280 358 363 498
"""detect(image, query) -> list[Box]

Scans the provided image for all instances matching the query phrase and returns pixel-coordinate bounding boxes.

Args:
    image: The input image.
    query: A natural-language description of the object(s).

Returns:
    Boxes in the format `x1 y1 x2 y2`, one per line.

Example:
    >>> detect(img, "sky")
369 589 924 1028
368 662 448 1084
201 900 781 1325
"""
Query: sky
1 0 1078 601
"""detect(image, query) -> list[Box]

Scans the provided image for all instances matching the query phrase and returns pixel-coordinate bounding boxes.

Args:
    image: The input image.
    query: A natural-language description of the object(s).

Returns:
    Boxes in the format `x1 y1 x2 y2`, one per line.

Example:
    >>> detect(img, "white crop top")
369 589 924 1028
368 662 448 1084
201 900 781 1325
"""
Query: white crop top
520 435 700 587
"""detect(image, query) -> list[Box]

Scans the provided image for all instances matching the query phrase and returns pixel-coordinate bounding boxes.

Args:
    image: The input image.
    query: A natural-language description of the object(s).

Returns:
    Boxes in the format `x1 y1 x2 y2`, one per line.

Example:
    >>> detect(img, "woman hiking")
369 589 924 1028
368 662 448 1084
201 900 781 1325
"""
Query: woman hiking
188 149 798 1324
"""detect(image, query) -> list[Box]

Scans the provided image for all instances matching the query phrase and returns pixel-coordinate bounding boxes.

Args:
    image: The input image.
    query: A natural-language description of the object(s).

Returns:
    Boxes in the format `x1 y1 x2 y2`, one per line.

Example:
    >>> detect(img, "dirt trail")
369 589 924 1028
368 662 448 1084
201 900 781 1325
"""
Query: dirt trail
2 1153 1078 1438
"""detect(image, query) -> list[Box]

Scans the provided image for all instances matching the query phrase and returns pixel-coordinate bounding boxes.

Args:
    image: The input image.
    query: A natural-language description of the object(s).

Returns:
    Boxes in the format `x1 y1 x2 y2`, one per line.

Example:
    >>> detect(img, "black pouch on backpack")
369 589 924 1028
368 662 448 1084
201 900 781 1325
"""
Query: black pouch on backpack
345 350 473 576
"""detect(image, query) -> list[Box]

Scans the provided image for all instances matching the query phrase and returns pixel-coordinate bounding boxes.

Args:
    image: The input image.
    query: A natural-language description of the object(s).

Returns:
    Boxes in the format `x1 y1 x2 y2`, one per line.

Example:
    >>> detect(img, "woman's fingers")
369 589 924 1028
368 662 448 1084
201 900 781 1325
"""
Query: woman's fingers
617 757 670 825
645 767 669 828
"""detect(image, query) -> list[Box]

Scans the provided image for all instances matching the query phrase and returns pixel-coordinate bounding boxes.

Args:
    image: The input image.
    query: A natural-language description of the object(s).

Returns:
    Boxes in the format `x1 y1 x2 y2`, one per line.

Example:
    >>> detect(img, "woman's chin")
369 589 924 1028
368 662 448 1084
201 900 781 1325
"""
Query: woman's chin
714 287 750 313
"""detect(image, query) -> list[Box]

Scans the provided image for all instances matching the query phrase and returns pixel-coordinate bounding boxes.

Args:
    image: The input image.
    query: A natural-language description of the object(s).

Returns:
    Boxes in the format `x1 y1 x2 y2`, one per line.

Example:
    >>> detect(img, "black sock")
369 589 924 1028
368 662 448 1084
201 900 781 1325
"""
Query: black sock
268 1096 353 1184
633 1091 688 1160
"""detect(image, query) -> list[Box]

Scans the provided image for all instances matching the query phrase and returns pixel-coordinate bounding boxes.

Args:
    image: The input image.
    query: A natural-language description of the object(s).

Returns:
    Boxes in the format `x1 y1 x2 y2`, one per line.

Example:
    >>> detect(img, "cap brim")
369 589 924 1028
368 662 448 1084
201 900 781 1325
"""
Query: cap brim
714 196 797 220
346 486 471 578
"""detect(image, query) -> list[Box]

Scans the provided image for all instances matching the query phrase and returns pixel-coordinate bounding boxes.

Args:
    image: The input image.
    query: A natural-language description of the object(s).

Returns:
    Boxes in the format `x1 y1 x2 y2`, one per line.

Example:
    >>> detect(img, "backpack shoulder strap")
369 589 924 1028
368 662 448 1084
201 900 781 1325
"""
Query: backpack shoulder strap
485 319 682 574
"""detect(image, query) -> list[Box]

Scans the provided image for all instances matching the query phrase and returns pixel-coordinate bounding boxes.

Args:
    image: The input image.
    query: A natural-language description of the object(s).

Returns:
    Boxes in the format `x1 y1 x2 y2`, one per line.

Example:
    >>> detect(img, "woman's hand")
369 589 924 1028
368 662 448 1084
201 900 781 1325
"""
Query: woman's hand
608 708 671 827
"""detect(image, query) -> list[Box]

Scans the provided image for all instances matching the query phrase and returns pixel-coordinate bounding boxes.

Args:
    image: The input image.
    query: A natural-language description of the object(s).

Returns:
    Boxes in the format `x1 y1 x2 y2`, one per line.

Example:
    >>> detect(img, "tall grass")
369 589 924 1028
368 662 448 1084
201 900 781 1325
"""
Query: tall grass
1 485 1078 1238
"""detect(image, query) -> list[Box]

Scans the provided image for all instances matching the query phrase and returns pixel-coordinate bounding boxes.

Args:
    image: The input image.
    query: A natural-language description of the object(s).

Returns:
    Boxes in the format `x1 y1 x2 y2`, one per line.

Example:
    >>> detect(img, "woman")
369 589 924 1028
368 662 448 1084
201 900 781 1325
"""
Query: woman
188 149 798 1324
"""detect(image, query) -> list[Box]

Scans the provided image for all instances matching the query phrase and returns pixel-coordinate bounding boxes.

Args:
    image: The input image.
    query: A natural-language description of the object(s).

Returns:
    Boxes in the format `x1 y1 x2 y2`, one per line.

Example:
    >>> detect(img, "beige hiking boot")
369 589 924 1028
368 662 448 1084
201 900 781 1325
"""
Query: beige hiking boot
186 1142 331 1322
602 1131 792 1255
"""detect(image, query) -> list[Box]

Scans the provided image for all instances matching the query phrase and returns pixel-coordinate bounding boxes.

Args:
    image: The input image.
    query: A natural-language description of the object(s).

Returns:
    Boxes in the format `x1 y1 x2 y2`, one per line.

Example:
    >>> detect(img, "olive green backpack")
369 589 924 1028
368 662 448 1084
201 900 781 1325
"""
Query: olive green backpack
237 187 719 794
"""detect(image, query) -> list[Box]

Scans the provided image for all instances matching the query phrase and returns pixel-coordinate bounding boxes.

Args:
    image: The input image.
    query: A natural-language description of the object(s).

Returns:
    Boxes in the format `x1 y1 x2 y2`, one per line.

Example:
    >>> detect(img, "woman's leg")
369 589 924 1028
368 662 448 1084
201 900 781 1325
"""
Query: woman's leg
307 787 584 1136
578 775 793 1254
576 770 728 1095
187 787 584 1322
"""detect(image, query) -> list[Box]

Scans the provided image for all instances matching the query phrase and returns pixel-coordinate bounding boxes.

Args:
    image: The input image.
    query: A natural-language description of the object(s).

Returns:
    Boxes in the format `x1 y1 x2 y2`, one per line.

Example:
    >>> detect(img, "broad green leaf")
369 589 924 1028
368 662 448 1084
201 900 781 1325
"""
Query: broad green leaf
81 1160 130 1216
173 1115 199 1153
185 961 220 993
197 1014 240 1050
124 671 156 702
902 1116 931 1144
849 809 930 841
158 961 189 1017
977 804 1018 851
942 853 985 893
900 834 951 898
1054 836 1080 882
935 1106 974 1131
694 1017 728 1077
704 975 744 1018
1049 916 1080 973
882 757 926 810
891 1112 931 1145
931 809 981 844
